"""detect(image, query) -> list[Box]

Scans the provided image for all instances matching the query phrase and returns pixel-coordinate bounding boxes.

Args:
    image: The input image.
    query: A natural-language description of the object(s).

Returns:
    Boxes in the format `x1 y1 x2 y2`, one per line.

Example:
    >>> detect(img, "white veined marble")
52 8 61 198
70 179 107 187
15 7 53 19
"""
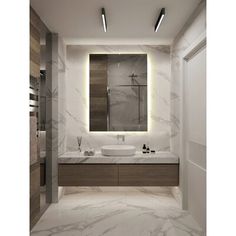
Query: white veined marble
66 45 171 152
31 187 203 236
58 151 179 164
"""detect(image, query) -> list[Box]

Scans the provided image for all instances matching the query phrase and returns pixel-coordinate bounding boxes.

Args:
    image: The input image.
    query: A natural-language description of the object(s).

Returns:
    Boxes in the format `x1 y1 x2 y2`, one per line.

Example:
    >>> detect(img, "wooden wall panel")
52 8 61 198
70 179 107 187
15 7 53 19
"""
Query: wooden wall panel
30 116 38 165
30 61 40 79
30 7 41 30
30 7 40 79
30 6 44 229
90 54 108 131
30 163 40 227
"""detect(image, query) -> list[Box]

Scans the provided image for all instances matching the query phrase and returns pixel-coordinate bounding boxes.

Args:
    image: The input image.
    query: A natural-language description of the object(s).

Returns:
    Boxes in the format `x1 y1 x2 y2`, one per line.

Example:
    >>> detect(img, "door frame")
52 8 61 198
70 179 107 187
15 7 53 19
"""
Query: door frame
180 31 206 209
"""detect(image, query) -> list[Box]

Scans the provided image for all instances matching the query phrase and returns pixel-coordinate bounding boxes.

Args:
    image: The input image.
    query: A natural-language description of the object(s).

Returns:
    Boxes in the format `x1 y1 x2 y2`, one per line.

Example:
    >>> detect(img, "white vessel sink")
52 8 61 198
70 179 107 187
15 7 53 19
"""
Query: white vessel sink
101 145 136 156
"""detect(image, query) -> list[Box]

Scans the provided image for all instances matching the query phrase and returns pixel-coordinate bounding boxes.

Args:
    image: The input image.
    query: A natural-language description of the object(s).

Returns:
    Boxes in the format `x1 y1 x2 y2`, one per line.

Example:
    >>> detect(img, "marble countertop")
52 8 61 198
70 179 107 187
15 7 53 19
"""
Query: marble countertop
58 151 179 164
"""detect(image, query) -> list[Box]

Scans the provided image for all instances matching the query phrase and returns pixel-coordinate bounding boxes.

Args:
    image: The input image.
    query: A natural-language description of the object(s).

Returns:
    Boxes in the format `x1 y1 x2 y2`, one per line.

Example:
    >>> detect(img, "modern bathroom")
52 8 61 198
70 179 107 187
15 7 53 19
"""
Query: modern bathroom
29 0 206 235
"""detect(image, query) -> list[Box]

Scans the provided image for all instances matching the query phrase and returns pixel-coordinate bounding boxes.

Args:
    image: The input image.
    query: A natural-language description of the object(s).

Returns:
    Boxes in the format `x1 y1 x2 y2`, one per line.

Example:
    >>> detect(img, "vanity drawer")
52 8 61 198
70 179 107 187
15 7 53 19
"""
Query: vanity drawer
58 164 118 186
118 164 179 186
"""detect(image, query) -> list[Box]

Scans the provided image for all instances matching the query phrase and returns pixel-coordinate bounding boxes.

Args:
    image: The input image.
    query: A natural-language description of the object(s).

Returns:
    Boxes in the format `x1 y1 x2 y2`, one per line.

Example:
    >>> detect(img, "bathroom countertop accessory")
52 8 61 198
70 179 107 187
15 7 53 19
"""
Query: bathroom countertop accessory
142 144 146 154
101 145 136 156
84 148 95 156
77 136 82 152
117 134 125 144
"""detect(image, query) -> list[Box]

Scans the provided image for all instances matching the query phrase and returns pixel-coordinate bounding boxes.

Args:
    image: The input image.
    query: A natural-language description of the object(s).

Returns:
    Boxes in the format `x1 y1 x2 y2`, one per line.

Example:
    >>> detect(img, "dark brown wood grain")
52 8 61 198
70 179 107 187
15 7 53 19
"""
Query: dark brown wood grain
30 116 38 165
30 164 40 225
30 7 41 30
30 23 40 42
58 164 179 187
58 164 118 186
30 6 47 229
119 164 179 186
30 47 40 65
89 54 108 131
30 7 41 79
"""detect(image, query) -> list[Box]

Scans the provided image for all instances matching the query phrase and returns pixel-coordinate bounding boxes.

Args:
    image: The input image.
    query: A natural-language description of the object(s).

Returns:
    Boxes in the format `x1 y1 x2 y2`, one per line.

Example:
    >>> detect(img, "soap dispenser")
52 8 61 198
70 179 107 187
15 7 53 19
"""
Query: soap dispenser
142 144 147 154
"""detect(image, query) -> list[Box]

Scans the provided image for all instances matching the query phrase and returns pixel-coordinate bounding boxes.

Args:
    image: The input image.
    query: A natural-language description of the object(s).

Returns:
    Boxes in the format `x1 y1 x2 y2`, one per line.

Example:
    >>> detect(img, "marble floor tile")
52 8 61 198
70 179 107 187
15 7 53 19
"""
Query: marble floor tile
31 187 203 236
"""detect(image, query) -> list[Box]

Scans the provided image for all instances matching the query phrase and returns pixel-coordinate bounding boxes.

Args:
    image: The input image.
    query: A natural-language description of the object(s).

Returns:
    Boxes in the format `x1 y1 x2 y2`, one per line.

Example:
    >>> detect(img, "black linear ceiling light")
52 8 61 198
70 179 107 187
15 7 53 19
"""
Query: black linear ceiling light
101 8 107 32
154 8 165 32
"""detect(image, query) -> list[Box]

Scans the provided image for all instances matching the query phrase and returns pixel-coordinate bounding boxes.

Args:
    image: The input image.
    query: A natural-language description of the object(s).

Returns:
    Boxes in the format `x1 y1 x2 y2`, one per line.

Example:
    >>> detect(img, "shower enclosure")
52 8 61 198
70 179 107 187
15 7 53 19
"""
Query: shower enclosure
90 54 147 132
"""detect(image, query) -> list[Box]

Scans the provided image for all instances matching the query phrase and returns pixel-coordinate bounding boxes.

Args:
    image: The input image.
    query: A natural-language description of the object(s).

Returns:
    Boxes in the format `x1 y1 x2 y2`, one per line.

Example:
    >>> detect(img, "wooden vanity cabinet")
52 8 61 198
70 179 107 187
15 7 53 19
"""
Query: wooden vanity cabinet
58 163 179 186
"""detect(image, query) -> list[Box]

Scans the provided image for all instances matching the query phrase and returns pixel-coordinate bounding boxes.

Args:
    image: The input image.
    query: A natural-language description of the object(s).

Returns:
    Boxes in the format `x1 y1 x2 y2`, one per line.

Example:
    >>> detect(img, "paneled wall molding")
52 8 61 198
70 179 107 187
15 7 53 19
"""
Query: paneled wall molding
173 0 206 46
175 27 206 233
180 33 206 209
170 4 206 205
187 159 206 172
182 31 206 60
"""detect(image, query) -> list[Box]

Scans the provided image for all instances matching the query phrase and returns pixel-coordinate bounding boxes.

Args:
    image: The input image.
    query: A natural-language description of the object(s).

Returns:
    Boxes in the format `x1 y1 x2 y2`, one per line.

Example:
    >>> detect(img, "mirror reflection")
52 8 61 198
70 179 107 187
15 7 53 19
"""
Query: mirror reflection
90 54 147 131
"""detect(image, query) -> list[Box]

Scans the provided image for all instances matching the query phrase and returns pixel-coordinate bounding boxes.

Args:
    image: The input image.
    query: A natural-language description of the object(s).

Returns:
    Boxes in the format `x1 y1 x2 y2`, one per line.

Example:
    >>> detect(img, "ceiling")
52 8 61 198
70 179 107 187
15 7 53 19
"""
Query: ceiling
30 0 202 45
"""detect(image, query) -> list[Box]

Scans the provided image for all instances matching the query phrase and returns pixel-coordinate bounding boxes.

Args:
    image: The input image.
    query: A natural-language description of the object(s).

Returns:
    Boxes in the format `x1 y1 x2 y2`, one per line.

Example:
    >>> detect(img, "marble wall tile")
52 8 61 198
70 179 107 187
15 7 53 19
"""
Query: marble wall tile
58 37 67 156
65 45 171 152
45 34 67 203
46 33 59 203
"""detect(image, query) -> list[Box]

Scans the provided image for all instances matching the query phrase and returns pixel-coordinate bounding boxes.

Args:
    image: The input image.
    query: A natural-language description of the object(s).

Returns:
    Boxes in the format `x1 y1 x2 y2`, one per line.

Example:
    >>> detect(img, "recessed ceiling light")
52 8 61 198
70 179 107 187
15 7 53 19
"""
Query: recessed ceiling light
154 8 165 32
101 8 107 32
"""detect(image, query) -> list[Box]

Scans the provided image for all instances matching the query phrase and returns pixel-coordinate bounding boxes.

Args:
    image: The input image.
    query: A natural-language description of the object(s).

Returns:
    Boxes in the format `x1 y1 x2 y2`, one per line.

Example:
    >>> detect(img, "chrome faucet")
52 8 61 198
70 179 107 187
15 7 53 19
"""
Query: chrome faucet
77 136 82 152
117 134 125 144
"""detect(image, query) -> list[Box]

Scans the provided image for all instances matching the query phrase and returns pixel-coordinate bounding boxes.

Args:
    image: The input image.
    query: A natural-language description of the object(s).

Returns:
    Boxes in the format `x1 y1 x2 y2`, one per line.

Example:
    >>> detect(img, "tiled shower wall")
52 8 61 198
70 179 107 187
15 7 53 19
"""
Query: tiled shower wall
65 45 171 152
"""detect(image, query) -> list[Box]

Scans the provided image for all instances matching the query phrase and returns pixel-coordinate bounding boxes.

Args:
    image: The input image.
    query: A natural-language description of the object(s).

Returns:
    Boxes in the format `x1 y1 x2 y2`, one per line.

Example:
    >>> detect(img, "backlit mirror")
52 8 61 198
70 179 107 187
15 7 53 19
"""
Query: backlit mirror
89 54 147 131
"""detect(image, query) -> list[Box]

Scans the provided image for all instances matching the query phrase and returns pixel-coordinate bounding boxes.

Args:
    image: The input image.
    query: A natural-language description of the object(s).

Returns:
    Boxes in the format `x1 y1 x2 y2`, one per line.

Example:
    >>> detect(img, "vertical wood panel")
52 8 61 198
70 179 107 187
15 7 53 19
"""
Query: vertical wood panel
90 54 108 131
30 6 41 229
30 116 38 165
30 7 40 79
30 164 40 228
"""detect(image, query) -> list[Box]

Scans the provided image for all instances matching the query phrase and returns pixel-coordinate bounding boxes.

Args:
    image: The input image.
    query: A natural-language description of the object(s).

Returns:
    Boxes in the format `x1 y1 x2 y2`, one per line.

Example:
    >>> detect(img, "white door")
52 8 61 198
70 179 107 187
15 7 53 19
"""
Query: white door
183 43 206 232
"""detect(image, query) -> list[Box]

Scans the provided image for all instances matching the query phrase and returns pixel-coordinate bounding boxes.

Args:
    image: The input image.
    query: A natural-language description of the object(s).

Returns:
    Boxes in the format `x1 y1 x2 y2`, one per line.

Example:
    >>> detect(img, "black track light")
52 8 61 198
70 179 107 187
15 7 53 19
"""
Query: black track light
101 8 107 32
154 8 165 32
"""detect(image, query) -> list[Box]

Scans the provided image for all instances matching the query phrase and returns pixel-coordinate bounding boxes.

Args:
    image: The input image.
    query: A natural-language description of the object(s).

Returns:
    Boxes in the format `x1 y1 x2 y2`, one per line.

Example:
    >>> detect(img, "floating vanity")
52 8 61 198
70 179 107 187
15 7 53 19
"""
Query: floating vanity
58 151 179 187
